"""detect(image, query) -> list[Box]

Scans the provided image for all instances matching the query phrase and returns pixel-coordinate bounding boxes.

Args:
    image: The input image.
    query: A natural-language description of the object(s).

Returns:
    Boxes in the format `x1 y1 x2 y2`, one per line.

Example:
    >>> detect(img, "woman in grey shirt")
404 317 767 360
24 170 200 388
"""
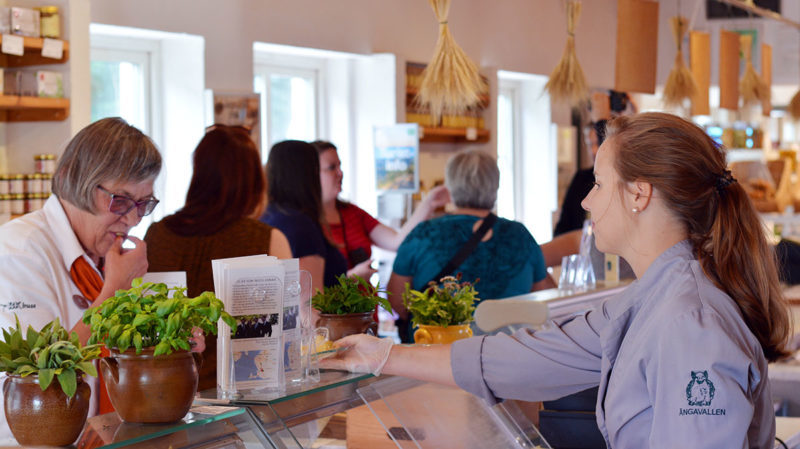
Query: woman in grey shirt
322 112 791 449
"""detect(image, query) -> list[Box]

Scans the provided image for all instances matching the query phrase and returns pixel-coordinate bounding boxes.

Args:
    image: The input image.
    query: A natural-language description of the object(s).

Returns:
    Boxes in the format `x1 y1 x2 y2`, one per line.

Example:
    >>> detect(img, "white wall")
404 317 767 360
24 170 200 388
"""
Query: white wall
90 0 618 104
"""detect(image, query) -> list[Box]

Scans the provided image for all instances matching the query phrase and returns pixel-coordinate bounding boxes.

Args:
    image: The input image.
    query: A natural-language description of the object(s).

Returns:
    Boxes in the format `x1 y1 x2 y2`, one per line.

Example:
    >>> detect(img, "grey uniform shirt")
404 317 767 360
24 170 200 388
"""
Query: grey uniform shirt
452 241 774 449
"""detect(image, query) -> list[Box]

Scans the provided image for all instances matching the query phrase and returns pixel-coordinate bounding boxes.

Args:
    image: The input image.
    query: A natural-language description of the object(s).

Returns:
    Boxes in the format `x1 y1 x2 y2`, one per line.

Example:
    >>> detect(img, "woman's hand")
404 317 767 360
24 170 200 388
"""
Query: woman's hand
103 236 148 293
318 334 394 376
420 185 450 212
348 259 377 279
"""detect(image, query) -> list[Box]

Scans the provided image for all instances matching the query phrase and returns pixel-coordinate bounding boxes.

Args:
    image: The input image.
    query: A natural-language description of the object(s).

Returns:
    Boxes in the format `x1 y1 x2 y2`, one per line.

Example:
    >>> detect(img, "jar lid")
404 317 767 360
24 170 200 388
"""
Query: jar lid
33 173 42 179
13 193 24 199
36 6 59 14
13 174 24 179
46 154 56 160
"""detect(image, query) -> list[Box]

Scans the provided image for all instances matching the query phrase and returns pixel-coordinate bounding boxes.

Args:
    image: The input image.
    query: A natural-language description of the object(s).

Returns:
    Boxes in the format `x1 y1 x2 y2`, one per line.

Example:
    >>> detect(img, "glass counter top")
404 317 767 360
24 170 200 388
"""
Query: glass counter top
76 405 275 448
195 370 373 405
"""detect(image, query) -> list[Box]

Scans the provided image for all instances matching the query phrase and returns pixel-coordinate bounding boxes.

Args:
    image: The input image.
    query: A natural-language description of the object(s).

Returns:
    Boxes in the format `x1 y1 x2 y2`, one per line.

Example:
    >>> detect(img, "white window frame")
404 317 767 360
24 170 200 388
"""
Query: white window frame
90 35 162 144
497 81 525 221
253 52 326 161
254 64 320 159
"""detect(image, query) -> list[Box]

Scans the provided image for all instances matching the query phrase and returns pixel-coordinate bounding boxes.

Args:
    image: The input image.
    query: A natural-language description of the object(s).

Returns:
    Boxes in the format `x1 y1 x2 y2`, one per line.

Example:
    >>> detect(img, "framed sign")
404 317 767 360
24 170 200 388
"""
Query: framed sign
373 124 420 193
209 91 262 153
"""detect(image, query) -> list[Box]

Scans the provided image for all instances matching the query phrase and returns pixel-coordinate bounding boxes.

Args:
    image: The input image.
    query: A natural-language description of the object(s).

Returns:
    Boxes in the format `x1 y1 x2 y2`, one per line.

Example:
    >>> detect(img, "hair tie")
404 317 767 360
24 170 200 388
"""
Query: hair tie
716 169 736 193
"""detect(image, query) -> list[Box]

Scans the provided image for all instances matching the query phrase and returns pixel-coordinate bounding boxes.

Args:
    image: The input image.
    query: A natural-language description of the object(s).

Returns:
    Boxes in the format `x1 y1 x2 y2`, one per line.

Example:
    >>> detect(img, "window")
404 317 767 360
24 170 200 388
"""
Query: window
90 41 157 137
254 65 319 158
497 71 555 243
497 85 520 221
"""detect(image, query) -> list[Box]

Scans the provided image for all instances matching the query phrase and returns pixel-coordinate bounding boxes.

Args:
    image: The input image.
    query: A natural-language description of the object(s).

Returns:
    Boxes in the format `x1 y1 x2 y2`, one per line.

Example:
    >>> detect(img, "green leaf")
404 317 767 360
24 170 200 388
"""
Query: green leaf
131 314 150 328
132 333 142 353
153 341 171 357
57 369 77 398
38 368 55 390
75 361 97 378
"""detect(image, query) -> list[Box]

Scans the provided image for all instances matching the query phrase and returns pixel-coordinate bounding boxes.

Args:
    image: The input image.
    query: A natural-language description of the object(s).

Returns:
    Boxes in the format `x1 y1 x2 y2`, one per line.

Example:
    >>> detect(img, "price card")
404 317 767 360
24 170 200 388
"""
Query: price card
1 35 24 56
41 38 63 59
465 127 478 141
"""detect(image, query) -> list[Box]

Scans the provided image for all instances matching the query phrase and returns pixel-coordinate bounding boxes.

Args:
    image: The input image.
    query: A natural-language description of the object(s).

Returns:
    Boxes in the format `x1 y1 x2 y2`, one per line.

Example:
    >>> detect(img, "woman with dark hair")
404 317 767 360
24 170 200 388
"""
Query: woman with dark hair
261 140 347 294
145 125 291 390
323 113 791 448
312 140 449 279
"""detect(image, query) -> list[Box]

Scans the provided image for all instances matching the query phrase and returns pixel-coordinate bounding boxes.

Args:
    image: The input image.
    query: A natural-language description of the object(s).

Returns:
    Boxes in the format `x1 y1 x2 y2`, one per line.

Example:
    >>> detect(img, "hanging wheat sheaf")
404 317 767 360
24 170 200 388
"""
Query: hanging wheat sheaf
545 0 587 106
739 34 769 106
416 0 486 124
663 16 697 108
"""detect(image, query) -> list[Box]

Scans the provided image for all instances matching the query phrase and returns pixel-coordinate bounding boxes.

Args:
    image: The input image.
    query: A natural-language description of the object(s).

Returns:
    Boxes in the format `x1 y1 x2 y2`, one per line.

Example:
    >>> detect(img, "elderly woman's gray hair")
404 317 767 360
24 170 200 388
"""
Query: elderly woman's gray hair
53 117 162 213
444 149 499 210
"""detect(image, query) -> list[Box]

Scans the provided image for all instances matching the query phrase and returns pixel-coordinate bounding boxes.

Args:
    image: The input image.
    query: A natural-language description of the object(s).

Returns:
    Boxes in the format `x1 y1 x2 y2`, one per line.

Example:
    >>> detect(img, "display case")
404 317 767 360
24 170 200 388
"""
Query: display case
68 284 642 449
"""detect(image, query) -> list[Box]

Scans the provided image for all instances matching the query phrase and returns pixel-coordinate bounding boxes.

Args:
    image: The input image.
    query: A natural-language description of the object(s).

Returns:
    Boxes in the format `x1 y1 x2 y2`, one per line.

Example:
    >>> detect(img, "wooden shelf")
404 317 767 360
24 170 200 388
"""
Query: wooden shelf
419 126 490 144
0 95 69 121
0 36 70 67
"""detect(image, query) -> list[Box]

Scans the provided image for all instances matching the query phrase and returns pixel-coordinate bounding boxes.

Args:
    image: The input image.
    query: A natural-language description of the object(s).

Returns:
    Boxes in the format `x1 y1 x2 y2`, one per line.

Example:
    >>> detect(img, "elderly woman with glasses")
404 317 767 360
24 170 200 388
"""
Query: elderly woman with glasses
0 117 161 439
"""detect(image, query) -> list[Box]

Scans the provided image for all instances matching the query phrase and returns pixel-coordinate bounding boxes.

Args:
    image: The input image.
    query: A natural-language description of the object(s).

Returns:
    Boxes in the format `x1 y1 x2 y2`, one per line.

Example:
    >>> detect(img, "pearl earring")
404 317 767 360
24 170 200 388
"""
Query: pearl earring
632 207 640 213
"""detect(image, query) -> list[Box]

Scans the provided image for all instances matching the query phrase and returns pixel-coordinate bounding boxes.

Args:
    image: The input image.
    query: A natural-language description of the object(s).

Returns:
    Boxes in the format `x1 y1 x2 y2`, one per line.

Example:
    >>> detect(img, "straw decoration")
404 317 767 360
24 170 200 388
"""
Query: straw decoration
739 34 769 106
662 16 697 108
416 0 487 124
545 0 588 106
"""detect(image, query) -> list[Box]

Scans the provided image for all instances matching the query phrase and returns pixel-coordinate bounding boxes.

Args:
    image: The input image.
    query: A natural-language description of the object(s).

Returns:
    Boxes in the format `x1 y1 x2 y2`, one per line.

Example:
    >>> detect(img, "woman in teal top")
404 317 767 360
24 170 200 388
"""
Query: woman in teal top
388 149 555 341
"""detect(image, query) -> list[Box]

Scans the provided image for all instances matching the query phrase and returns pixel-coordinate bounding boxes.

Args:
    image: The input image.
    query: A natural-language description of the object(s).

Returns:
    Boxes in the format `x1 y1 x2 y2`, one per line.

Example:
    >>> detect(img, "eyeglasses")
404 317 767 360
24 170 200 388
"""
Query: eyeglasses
96 185 159 217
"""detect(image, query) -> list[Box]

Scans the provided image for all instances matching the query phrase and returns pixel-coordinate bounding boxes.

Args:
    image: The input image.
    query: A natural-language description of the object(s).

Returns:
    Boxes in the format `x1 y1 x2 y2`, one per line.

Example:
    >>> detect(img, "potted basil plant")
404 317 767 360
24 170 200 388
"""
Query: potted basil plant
83 278 236 423
0 315 102 446
312 274 391 341
403 274 478 344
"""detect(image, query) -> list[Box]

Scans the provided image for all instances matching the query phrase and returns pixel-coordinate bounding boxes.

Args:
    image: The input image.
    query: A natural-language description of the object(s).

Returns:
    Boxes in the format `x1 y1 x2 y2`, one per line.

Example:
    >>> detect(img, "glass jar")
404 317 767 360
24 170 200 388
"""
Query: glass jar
41 173 52 194
10 194 24 215
0 175 9 195
26 193 43 211
36 6 59 39
9 175 24 195
0 194 9 214
34 154 56 174
25 174 42 194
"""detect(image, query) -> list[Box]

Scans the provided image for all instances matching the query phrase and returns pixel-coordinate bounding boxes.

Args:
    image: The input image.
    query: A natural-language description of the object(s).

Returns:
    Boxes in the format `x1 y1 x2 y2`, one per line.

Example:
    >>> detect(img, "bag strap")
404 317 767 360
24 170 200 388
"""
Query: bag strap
429 213 497 285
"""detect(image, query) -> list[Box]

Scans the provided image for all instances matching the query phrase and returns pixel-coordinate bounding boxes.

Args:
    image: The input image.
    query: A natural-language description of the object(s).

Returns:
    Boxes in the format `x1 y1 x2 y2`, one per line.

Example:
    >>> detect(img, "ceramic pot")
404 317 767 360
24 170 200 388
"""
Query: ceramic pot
3 374 90 446
316 312 377 341
413 324 473 344
101 348 200 423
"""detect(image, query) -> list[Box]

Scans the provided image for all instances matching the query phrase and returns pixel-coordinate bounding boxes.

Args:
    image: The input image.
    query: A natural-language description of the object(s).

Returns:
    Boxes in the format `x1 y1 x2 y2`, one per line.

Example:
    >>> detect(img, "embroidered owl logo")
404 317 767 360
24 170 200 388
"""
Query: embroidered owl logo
685 370 715 406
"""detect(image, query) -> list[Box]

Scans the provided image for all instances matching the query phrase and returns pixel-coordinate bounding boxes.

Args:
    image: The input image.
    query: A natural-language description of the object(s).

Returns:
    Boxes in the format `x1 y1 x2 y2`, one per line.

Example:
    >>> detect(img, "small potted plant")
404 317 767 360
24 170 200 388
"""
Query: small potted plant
83 278 236 424
0 316 102 446
403 275 478 344
312 274 391 341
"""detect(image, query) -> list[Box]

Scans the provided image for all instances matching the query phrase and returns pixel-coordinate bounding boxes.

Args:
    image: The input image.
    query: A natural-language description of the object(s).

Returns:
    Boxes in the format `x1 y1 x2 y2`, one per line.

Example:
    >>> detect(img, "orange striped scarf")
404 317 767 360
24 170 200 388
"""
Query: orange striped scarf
69 257 114 415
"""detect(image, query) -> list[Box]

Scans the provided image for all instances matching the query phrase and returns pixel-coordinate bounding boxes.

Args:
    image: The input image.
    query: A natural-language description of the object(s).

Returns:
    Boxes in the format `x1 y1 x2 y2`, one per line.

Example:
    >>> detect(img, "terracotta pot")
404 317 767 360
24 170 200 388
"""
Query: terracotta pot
101 348 200 423
316 312 377 341
3 373 90 446
413 324 473 344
